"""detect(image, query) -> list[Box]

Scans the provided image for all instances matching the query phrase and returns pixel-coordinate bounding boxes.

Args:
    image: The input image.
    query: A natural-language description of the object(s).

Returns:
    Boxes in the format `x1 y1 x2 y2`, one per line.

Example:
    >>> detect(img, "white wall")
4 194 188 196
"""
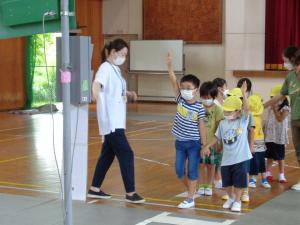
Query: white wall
225 0 285 100
103 0 285 101
103 0 225 100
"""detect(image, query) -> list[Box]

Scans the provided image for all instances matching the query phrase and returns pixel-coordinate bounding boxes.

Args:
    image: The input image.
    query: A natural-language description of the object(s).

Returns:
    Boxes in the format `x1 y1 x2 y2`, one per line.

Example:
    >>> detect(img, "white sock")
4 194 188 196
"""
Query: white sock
279 173 286 180
266 171 272 177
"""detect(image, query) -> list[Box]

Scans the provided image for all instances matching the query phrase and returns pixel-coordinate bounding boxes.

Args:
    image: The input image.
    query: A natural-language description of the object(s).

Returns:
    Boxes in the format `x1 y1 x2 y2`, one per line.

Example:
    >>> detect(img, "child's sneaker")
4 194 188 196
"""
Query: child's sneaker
125 193 145 204
241 190 250 202
198 185 205 195
261 179 271 189
222 194 229 200
291 181 300 191
279 173 287 183
223 198 235 209
178 198 195 209
266 171 273 182
231 201 242 212
214 180 223 189
204 187 213 196
248 178 257 188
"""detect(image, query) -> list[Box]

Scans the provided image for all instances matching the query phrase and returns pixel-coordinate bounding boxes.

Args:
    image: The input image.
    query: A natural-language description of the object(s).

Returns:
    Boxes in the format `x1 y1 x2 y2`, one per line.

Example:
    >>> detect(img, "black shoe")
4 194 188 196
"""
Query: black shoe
125 193 145 204
87 190 112 199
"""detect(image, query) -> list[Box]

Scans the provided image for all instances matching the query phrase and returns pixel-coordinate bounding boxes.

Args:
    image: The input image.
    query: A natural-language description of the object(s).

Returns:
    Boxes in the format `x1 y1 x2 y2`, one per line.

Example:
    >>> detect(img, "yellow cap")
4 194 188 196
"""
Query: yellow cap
248 94 264 116
223 96 243 112
228 88 243 98
270 84 282 97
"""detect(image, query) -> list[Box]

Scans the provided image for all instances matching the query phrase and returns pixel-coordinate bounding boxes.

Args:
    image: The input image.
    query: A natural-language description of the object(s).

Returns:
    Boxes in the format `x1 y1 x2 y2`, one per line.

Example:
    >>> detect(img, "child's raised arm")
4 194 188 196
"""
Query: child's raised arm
241 81 249 118
264 93 285 108
166 52 180 96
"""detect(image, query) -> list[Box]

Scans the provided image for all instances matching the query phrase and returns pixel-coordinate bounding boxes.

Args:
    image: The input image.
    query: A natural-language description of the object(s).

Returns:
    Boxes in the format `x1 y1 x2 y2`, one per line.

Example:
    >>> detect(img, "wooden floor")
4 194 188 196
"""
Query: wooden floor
0 102 299 221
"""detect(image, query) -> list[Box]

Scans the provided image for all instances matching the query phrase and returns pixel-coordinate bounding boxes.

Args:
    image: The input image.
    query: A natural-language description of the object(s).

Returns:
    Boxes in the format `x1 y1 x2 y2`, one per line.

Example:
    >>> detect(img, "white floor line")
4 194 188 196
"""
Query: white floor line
132 120 157 125
87 199 99 204
88 197 244 216
0 185 59 194
126 124 172 134
128 138 173 141
135 156 171 167
285 164 300 169
136 212 235 225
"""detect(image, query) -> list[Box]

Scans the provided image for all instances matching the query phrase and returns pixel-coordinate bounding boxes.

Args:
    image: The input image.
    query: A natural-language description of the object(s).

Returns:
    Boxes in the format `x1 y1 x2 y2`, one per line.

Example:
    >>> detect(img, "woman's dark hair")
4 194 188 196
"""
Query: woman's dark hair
278 97 290 111
237 78 252 92
101 39 129 63
292 49 300 66
283 45 298 62
180 74 200 88
212 78 227 88
200 82 218 99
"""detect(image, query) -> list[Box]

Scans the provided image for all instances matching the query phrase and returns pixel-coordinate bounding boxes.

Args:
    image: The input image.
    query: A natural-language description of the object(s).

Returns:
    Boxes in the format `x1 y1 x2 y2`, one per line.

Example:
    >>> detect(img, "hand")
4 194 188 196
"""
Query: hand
127 91 138 103
201 146 210 158
241 81 248 95
166 52 173 68
271 104 277 112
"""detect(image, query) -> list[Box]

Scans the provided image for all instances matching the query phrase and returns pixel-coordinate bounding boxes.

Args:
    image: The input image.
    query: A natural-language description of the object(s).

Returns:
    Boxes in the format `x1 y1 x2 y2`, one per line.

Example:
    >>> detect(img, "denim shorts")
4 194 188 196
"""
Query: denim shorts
175 140 201 180
221 160 248 188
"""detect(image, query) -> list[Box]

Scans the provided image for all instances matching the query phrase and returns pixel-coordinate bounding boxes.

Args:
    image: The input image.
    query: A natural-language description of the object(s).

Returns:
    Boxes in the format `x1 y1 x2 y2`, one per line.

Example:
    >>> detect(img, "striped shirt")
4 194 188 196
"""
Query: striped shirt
172 95 206 141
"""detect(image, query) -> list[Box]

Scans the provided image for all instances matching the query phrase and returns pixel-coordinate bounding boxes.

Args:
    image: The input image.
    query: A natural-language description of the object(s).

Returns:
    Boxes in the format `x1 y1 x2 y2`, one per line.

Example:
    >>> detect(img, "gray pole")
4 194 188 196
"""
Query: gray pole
60 0 73 225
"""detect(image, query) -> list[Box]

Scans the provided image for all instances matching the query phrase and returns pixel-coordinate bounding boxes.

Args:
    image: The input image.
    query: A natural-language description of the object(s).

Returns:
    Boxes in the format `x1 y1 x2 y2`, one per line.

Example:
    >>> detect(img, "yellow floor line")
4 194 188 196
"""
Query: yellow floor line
0 181 45 188
0 156 29 164
109 194 252 212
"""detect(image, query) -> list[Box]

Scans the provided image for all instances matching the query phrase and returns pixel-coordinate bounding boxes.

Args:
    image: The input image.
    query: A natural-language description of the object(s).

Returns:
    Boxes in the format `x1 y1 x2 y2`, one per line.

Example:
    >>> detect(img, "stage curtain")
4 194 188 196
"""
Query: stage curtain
265 0 300 70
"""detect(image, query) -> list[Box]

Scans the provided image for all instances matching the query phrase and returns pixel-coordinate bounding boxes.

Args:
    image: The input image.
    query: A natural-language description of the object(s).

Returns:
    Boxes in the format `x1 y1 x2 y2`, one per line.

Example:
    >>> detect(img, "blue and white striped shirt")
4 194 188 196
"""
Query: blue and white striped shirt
172 95 206 141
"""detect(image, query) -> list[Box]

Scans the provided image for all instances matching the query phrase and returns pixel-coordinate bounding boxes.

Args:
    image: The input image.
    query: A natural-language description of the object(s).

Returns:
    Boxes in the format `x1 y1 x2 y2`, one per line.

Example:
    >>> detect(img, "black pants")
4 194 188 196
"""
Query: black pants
91 129 135 193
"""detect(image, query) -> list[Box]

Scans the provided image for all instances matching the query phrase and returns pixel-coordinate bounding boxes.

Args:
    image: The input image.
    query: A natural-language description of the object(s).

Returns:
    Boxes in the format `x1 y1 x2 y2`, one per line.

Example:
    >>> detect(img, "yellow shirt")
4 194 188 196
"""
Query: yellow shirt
253 115 264 141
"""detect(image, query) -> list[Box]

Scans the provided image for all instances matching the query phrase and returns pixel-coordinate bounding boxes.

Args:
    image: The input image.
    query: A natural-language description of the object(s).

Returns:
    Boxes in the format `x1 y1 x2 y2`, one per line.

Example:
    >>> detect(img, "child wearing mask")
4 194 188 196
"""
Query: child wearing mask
202 81 252 212
167 53 207 209
222 87 255 202
198 82 224 196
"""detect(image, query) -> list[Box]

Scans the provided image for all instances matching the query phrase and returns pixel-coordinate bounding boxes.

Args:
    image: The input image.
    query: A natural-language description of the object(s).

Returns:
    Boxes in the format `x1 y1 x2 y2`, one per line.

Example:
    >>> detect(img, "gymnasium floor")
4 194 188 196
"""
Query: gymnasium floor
0 102 299 225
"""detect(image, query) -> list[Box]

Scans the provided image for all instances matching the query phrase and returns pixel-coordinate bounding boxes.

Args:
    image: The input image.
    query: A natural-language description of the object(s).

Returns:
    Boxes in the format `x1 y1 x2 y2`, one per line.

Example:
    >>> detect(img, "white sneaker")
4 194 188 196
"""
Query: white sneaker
204 187 213 196
198 187 205 195
291 181 300 191
214 180 223 189
248 178 257 188
223 198 235 209
178 199 195 209
241 192 250 202
261 180 271 189
231 201 242 212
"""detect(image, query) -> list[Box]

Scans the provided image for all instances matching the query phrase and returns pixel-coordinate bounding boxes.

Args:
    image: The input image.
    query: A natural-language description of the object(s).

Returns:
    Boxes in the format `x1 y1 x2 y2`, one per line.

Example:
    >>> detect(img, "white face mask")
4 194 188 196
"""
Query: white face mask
180 89 194 101
202 99 214 106
224 112 237 120
224 115 235 120
222 89 230 98
113 56 126 66
284 62 294 71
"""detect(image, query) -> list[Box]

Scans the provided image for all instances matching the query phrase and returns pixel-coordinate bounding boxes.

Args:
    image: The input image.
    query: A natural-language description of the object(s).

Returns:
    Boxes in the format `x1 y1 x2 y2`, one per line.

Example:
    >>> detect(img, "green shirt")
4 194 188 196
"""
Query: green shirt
281 71 300 121
204 104 224 143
